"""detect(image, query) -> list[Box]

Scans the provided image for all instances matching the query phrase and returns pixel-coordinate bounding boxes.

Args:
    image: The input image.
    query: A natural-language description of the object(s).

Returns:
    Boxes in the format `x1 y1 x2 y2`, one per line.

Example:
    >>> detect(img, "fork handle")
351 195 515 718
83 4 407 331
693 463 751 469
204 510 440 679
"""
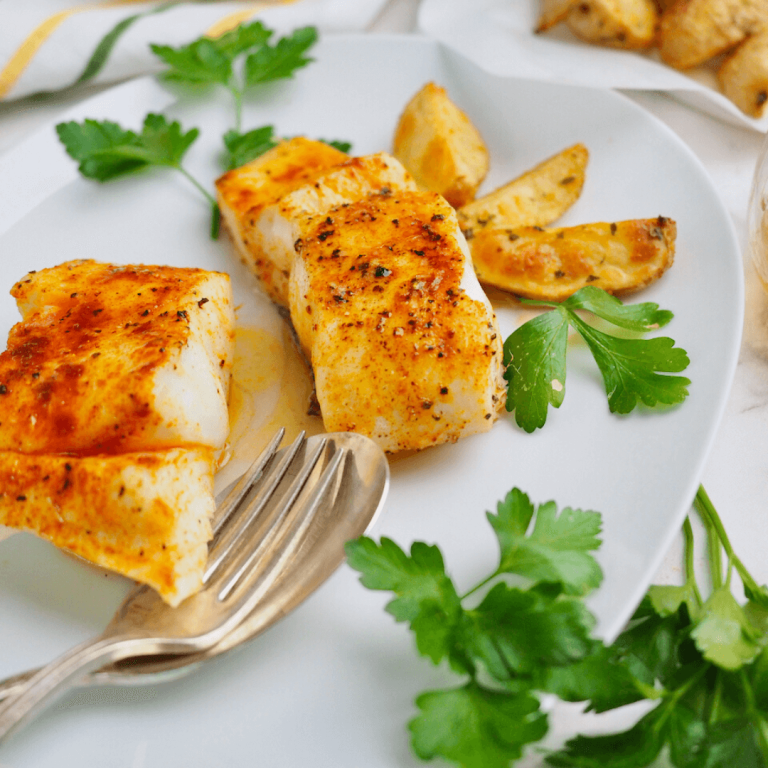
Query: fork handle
0 634 148 744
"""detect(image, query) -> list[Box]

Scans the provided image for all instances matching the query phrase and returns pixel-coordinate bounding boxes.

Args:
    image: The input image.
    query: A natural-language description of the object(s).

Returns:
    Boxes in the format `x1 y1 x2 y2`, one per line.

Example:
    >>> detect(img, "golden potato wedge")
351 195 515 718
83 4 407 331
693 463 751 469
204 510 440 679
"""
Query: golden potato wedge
457 143 588 237
566 0 659 50
470 217 676 301
536 0 581 32
393 82 489 208
658 0 768 69
719 30 768 117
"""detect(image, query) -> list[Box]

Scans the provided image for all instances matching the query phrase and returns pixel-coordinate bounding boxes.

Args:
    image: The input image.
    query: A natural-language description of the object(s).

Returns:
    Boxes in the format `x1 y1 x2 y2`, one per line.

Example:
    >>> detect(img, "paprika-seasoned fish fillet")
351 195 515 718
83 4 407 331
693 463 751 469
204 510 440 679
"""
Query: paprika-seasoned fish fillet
0 260 235 605
0 447 215 607
470 217 676 301
0 260 235 455
289 189 505 452
216 138 416 306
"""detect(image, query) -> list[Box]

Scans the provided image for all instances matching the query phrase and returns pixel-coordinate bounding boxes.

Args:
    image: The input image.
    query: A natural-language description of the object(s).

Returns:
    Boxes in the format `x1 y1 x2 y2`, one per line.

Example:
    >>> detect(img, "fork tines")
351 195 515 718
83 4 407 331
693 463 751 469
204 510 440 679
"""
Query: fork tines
203 431 346 607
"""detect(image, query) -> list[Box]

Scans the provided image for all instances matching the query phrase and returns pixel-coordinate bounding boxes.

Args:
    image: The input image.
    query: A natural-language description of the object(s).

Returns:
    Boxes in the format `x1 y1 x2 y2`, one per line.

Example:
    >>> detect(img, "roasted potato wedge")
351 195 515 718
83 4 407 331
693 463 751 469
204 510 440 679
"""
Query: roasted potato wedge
457 143 588 237
536 0 581 32
393 82 489 208
470 217 676 301
566 0 659 50
719 30 768 117
658 0 768 69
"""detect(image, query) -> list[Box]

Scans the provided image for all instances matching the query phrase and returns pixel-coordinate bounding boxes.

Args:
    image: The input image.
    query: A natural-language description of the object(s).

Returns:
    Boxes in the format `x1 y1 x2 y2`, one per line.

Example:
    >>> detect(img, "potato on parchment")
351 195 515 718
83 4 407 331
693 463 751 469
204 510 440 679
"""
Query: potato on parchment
658 0 768 69
719 30 768 117
393 82 489 208
469 217 676 301
457 143 588 238
566 0 659 50
536 0 580 32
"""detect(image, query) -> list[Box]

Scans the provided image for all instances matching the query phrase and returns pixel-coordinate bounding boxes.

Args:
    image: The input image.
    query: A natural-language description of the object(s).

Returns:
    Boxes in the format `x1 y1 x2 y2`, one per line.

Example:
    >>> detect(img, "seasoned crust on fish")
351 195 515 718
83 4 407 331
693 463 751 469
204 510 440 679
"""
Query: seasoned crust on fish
216 139 417 306
216 138 349 305
289 190 505 453
0 260 235 455
0 447 215 606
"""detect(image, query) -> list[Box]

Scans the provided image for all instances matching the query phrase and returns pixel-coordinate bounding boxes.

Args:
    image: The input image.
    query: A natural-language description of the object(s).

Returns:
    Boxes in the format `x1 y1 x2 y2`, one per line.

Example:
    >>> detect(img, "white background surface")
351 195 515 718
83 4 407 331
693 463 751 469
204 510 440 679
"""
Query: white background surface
0 1 766 765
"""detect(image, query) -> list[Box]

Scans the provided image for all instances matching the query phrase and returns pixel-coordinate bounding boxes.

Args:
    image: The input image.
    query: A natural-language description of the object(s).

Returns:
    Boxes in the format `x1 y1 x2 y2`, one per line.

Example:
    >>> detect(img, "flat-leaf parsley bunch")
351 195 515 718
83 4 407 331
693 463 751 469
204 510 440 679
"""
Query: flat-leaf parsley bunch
348 486 768 767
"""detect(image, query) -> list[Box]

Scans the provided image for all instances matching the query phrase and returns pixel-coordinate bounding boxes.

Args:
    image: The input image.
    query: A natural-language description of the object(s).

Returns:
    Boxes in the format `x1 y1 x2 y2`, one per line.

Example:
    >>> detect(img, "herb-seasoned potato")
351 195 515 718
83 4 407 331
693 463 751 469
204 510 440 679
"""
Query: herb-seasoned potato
457 143 588 238
470 217 676 301
393 82 489 208
719 30 768 117
536 0 581 32
658 0 768 69
566 0 659 50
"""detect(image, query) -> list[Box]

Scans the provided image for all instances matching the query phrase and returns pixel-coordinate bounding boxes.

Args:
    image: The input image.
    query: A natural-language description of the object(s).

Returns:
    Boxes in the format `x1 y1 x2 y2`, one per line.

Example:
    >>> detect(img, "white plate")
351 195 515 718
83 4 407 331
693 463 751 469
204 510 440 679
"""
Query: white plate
0 34 742 767
419 0 768 133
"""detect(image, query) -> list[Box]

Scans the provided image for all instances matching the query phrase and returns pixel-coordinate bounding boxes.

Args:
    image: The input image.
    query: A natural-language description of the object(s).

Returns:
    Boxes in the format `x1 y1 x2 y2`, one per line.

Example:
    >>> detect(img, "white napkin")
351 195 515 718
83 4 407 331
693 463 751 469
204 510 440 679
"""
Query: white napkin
419 0 768 133
0 0 388 102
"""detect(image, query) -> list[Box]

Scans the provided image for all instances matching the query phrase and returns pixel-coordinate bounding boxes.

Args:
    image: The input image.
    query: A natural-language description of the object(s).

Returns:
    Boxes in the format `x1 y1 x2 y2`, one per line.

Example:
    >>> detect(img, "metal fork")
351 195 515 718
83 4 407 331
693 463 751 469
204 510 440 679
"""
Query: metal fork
0 429 344 744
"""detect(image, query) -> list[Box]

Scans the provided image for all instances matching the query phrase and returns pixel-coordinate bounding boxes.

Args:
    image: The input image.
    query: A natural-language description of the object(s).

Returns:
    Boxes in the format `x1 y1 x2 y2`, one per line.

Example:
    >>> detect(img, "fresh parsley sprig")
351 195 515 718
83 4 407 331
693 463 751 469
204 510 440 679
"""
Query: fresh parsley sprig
504 286 691 432
346 489 610 767
56 114 218 233
548 486 768 767
151 23 317 133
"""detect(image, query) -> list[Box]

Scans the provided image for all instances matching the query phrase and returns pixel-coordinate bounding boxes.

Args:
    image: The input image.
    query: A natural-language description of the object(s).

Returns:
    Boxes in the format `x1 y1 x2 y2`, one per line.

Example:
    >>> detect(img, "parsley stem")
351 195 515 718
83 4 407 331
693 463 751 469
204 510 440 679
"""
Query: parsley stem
229 85 244 133
694 485 760 597
708 668 723 725
682 517 703 606
460 572 500 601
694 486 723 590
740 668 768 761
210 203 221 240
176 166 216 207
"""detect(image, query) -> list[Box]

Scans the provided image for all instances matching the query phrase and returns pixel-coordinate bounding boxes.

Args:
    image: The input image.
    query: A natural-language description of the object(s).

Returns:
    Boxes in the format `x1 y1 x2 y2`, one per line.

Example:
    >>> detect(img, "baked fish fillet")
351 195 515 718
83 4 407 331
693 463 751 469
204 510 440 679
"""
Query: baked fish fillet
289 189 505 453
216 138 416 306
0 260 235 455
0 447 214 606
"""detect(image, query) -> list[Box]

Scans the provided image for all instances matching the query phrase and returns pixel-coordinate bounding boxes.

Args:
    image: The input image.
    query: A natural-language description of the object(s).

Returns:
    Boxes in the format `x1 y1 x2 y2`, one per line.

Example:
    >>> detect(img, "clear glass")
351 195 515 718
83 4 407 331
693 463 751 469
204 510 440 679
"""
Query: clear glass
748 132 768 289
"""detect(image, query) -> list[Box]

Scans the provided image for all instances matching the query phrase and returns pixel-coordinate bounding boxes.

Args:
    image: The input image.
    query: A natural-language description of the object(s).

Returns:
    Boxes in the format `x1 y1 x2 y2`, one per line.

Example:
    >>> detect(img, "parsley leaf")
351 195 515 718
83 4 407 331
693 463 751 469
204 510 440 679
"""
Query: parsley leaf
150 38 232 86
213 20 272 59
487 488 603 596
245 26 318 85
344 537 464 667
322 139 353 153
568 313 690 413
56 114 199 181
548 697 708 768
503 309 568 433
536 641 645 713
690 588 762 670
504 286 690 431
409 683 548 768
563 285 673 331
464 583 595 677
151 23 318 134
222 126 279 171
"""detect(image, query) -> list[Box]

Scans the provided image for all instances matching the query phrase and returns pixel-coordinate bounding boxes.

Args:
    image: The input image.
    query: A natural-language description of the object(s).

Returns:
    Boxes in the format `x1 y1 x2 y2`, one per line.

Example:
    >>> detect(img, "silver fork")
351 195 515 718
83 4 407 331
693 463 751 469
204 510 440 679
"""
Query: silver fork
0 429 344 744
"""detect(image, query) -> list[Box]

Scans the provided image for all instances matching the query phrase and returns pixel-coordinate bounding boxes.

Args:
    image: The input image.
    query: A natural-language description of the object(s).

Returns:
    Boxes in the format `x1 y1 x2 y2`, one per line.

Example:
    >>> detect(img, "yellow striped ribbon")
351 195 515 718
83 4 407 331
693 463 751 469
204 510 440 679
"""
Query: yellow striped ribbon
0 0 149 98
0 0 301 100
205 0 299 38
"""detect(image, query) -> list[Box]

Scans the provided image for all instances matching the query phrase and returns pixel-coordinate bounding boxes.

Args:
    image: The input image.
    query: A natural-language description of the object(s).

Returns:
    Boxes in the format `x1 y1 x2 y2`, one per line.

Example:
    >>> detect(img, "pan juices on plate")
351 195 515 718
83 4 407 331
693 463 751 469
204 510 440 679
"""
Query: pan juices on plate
216 138 505 452
0 260 235 606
